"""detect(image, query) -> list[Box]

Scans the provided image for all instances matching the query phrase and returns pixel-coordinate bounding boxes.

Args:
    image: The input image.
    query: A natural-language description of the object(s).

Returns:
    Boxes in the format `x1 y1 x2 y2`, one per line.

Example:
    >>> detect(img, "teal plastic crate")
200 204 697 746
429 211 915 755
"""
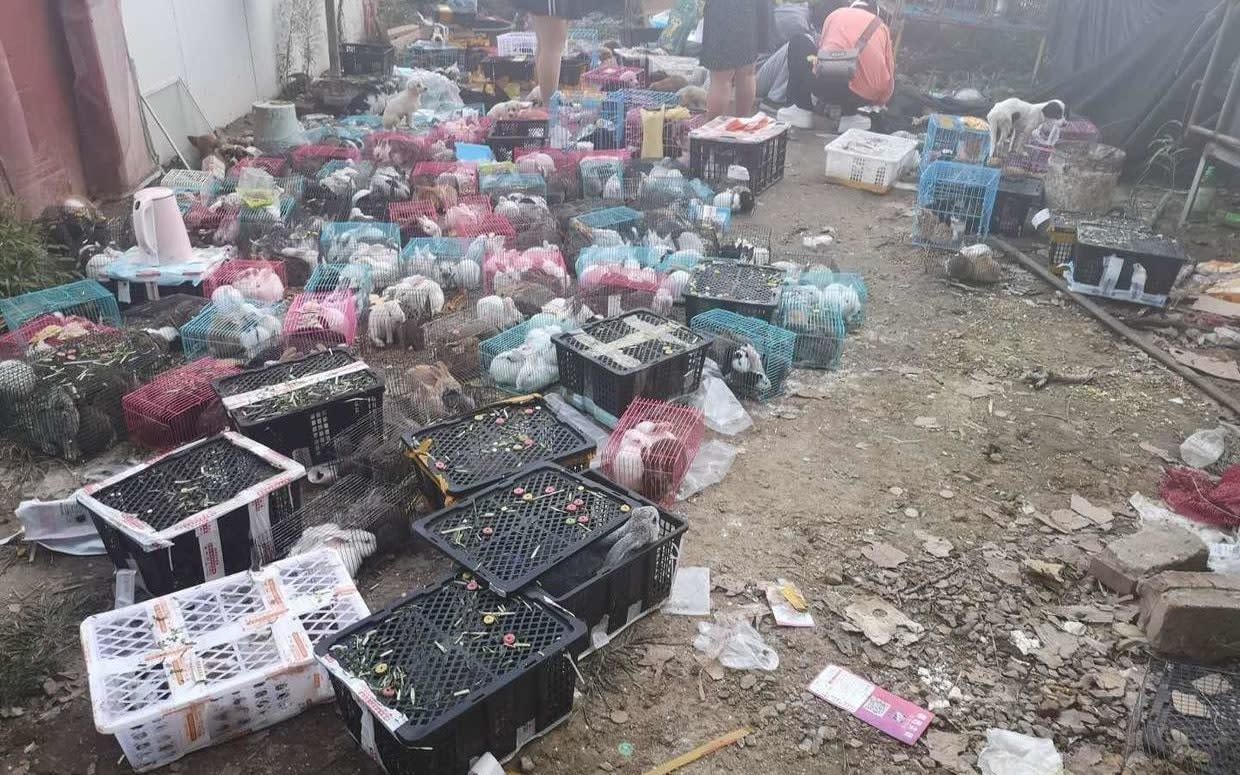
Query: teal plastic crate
690 308 796 401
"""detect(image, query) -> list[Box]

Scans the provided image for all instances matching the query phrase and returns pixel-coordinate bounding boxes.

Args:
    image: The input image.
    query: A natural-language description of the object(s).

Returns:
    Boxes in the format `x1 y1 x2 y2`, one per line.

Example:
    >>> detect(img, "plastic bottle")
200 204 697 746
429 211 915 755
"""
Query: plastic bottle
1191 165 1218 222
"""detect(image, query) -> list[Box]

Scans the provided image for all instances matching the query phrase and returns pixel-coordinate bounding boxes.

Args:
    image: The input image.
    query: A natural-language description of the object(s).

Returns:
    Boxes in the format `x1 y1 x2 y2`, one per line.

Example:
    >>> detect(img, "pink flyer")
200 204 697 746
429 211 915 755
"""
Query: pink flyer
807 664 934 745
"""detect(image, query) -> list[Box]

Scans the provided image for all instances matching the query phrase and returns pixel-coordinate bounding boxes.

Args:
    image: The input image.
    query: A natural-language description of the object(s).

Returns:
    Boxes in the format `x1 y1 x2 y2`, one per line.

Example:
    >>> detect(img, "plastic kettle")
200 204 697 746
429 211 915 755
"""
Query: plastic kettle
132 187 193 264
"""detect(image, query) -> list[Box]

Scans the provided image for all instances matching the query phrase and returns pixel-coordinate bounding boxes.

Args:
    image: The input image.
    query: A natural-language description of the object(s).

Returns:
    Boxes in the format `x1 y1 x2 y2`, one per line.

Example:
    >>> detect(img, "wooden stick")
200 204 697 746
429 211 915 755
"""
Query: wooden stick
640 726 752 775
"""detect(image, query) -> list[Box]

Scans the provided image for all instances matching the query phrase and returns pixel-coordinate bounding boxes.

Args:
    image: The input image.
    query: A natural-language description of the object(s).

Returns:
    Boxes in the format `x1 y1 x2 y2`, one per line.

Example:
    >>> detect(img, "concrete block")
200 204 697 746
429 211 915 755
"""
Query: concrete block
1138 571 1240 662
1088 525 1208 595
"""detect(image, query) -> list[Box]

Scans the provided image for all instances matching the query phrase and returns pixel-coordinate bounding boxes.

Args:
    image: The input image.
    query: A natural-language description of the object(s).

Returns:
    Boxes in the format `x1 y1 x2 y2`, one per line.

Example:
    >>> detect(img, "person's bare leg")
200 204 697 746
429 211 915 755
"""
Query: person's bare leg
707 69 736 119
532 15 568 105
733 63 757 116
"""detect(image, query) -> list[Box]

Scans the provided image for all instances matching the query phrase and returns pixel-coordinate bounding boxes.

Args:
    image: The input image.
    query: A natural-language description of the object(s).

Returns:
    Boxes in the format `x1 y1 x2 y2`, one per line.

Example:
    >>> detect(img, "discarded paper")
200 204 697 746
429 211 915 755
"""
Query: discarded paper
808 664 934 745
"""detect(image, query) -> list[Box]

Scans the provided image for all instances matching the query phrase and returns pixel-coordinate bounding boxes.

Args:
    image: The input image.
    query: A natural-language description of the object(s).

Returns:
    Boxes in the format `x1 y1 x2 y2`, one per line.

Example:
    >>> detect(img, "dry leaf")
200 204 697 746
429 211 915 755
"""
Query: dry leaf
843 596 925 646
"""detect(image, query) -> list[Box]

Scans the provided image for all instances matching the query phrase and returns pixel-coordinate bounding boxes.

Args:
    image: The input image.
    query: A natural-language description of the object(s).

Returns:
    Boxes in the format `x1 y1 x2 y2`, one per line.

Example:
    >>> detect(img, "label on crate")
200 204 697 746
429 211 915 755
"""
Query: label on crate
571 317 689 371
220 361 370 411
359 710 383 766
516 718 537 749
116 280 131 304
196 521 226 581
1030 208 1051 229
248 498 274 562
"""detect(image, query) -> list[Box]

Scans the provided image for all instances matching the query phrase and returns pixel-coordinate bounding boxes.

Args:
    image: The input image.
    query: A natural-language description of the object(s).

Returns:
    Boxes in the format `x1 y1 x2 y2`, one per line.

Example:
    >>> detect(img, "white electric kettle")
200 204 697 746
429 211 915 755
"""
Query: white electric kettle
132 187 193 264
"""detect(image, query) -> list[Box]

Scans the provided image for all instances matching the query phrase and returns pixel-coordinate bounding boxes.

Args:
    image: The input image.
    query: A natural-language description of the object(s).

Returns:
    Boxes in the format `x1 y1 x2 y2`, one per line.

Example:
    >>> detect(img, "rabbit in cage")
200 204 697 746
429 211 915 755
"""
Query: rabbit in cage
707 335 773 397
29 386 80 460
537 505 662 595
406 362 474 420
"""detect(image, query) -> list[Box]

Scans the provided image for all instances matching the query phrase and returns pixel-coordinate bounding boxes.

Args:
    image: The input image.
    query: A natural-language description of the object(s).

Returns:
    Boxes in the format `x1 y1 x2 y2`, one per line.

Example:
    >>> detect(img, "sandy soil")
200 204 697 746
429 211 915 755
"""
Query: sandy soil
0 129 1225 775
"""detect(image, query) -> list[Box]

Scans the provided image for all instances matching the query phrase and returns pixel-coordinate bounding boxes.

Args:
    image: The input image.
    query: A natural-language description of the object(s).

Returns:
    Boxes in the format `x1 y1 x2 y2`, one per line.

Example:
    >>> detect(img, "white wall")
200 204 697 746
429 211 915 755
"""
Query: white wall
121 0 366 161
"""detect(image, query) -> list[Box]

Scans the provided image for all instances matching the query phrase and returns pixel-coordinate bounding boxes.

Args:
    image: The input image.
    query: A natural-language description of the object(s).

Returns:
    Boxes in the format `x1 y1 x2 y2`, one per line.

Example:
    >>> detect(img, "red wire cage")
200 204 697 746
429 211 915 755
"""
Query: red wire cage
602 398 705 505
122 359 243 450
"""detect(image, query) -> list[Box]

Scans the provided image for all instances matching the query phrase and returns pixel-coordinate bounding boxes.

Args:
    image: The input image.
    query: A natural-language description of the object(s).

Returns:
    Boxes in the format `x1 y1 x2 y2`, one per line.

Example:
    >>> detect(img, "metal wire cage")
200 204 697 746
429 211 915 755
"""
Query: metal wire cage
411 161 479 195
159 169 222 197
402 237 481 292
793 267 868 331
0 280 122 345
580 156 627 200
1126 658 1240 775
921 114 993 167
121 358 242 450
913 161 1001 251
319 221 403 265
283 292 359 353
717 223 773 264
306 261 374 314
602 397 704 505
420 310 504 384
201 259 288 301
484 245 571 296
180 300 288 363
775 285 848 370
549 91 625 150
690 308 796 401
479 314 574 393
479 170 548 200
582 63 646 92
625 108 707 161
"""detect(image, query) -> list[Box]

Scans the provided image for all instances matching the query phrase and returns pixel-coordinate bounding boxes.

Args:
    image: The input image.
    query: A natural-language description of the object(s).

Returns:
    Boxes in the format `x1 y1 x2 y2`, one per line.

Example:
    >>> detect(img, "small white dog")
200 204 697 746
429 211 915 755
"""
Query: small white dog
382 78 426 129
986 98 1068 158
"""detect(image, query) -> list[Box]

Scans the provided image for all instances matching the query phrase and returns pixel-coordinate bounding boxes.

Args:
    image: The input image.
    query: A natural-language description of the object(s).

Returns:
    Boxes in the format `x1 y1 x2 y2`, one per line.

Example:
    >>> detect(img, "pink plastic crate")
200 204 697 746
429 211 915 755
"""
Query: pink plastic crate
483 244 570 295
283 291 359 351
411 161 479 195
582 64 645 92
122 359 242 450
291 145 361 176
201 259 288 301
229 156 287 177
602 398 704 504
364 131 433 168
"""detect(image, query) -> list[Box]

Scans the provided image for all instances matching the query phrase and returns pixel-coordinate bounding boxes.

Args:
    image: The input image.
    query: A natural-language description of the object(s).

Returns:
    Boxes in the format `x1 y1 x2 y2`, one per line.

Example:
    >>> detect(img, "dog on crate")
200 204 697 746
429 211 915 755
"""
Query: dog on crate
986 98 1068 159
382 78 426 129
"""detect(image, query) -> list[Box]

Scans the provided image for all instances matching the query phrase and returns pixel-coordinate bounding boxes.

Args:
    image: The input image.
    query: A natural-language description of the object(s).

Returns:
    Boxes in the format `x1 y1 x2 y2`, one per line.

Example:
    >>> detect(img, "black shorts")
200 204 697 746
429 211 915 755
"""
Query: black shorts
513 0 624 20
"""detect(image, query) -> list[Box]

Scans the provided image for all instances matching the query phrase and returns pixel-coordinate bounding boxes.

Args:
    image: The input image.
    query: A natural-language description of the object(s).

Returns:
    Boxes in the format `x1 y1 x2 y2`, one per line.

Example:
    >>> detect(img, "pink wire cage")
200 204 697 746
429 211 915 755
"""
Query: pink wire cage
484 245 571 296
411 161 480 195
364 131 435 168
582 64 645 92
290 145 361 176
228 156 287 178
602 397 705 505
201 259 288 301
122 359 243 450
282 291 359 352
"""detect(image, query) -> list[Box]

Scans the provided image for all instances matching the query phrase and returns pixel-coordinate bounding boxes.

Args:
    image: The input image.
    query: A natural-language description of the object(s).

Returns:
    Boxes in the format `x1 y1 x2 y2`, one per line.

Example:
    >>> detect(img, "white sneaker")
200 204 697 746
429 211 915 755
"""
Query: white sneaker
777 105 814 129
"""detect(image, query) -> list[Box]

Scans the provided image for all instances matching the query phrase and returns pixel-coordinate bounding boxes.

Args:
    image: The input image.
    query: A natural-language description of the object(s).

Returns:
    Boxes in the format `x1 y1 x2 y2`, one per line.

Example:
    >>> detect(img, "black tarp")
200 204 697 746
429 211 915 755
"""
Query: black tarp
1041 0 1185 83
1039 0 1239 166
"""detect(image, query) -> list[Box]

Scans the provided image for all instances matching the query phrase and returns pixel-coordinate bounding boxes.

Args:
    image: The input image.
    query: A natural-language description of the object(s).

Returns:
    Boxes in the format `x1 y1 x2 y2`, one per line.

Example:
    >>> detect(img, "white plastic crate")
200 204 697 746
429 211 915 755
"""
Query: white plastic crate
82 548 369 772
824 129 918 194
497 31 537 56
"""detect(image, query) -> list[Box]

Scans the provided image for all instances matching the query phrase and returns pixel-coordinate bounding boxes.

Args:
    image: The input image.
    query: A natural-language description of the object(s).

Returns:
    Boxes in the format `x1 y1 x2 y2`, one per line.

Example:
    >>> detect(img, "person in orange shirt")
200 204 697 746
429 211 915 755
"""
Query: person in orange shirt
776 0 895 129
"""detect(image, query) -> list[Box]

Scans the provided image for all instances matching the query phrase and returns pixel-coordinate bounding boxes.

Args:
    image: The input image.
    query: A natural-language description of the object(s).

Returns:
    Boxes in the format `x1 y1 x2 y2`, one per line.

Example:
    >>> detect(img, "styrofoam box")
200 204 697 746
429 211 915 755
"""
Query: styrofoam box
497 31 537 57
824 129 919 194
81 548 369 772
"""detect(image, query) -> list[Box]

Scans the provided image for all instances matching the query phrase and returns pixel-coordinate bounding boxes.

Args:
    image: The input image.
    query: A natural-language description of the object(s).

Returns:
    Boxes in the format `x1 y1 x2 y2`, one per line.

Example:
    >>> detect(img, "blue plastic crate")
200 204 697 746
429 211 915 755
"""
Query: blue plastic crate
180 300 287 362
479 171 548 199
306 262 374 312
922 114 992 167
775 286 848 370
0 280 121 332
319 222 402 262
913 161 1001 251
690 308 795 401
611 89 680 110
549 92 625 149
575 245 661 276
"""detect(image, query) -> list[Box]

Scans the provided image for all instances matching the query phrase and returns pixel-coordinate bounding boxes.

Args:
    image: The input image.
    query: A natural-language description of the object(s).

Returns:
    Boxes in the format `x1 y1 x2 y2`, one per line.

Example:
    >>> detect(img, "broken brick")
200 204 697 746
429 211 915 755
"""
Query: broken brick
1088 525 1208 595
1138 571 1240 662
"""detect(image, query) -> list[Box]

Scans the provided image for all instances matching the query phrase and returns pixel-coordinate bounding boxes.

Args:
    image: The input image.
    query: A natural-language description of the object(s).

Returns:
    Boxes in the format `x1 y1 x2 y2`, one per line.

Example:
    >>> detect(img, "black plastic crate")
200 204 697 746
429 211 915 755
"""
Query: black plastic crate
340 43 395 77
77 432 303 595
682 260 784 321
213 349 385 467
534 470 687 649
552 309 708 419
1128 659 1240 774
1071 222 1190 301
401 395 595 509
316 576 585 774
102 277 204 310
990 175 1043 237
413 463 643 595
560 52 590 86
689 124 789 194
487 119 549 163
122 293 210 332
482 55 535 83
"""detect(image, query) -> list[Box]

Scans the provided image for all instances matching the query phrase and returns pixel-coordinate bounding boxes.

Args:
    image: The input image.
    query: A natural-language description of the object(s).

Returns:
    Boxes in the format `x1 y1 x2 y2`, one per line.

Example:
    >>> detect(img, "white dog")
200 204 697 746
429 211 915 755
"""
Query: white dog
986 98 1068 158
382 78 426 129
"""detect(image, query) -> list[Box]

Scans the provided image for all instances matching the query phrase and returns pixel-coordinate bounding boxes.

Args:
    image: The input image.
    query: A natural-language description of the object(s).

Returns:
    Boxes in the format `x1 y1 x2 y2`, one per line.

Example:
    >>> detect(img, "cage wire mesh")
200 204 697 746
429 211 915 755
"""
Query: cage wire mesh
291 144 361 177
691 308 795 401
580 156 627 200
122 358 242 450
180 299 288 363
421 310 504 380
602 397 704 505
492 194 559 251
122 294 210 333
683 260 784 322
913 161 1001 251
485 245 571 296
159 169 221 197
479 313 576 393
717 224 773 264
321 221 402 270
411 161 479 195
775 285 848 370
582 63 645 92
3 329 171 461
306 261 374 314
230 156 287 178
283 292 359 353
0 280 122 341
1127 658 1240 775
625 108 706 161
921 114 992 166
576 266 664 318
792 268 868 331
627 170 703 213
201 259 288 302
479 171 547 200
548 92 625 150
364 131 433 169
453 213 516 246
402 237 482 293
568 206 646 255
387 200 438 241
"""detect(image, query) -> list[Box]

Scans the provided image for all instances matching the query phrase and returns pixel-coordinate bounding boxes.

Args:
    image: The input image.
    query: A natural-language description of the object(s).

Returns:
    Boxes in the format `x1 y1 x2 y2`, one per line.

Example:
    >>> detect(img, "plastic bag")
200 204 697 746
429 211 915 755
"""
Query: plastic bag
467 753 504 775
677 440 738 500
1181 426 1229 468
693 613 779 671
977 729 1063 775
688 359 752 435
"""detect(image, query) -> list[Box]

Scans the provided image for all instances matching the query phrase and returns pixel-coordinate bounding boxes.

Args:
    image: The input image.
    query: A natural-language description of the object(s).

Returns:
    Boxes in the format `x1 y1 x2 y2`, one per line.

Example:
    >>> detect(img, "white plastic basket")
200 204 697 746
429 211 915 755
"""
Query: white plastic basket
497 31 537 57
824 129 919 194
81 548 370 772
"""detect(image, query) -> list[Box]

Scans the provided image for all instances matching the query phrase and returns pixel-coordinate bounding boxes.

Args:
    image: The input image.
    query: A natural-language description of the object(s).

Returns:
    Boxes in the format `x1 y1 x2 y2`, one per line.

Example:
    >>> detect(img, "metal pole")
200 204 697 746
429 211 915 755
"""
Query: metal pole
139 92 192 169
1188 123 1240 152
1179 149 1211 227
1187 0 1235 131
325 0 341 77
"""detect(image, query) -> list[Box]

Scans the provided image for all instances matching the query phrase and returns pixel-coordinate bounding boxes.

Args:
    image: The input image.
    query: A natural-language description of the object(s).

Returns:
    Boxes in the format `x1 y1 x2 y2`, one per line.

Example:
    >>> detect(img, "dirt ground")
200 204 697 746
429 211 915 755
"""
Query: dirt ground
0 129 1229 775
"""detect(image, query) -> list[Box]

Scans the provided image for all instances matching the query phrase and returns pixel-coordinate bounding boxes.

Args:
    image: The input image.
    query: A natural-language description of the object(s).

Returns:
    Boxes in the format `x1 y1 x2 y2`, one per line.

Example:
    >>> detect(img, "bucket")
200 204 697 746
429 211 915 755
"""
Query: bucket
1044 142 1126 213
